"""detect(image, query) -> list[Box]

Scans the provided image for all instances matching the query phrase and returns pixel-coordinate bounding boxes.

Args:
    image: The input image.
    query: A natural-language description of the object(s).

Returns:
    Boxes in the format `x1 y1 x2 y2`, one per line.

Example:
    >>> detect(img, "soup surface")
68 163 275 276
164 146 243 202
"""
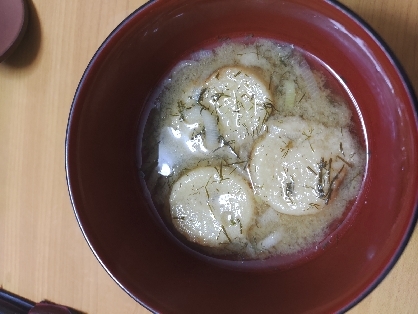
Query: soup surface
140 38 366 260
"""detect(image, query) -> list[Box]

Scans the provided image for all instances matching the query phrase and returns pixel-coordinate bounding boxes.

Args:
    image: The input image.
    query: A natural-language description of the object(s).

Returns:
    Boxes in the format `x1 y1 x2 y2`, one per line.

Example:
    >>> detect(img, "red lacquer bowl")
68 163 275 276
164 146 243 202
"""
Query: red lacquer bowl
65 0 418 312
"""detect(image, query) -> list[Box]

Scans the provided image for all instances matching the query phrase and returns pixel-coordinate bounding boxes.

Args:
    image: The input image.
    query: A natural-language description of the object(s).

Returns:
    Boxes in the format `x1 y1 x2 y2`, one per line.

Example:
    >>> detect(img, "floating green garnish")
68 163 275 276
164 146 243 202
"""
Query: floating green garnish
337 155 353 168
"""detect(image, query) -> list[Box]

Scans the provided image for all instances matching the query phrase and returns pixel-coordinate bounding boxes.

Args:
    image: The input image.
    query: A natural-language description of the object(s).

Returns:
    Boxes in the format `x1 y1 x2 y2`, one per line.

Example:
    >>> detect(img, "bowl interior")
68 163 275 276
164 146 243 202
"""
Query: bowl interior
66 0 418 312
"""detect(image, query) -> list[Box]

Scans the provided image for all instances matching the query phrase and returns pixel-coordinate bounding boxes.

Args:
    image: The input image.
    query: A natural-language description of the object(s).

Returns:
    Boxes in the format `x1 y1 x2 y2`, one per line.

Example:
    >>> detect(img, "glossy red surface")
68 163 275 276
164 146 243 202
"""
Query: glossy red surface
66 0 418 313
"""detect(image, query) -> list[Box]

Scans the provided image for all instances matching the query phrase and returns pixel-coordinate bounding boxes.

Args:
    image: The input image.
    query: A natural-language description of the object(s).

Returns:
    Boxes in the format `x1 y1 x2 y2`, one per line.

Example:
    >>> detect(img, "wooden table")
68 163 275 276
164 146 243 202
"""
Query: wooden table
0 0 416 313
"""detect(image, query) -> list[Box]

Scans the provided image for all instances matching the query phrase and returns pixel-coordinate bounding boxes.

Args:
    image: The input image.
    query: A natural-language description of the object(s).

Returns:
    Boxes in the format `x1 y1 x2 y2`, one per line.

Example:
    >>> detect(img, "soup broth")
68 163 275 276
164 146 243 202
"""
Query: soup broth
139 38 366 260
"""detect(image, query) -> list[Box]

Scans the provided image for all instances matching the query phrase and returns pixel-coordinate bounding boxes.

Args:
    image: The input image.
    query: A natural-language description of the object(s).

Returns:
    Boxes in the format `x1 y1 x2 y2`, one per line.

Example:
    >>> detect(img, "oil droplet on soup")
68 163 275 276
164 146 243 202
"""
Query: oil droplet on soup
140 38 366 260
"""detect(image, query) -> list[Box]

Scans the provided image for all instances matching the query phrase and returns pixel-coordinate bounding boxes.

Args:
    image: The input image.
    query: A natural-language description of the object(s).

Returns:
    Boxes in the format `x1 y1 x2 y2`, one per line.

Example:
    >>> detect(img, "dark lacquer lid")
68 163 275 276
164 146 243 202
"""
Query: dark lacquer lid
0 0 28 62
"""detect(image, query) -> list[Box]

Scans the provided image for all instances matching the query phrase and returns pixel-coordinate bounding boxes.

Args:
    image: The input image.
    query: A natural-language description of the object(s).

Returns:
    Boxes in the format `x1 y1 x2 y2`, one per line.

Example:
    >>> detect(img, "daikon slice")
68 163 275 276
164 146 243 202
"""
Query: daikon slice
200 67 274 156
249 116 357 215
170 166 255 247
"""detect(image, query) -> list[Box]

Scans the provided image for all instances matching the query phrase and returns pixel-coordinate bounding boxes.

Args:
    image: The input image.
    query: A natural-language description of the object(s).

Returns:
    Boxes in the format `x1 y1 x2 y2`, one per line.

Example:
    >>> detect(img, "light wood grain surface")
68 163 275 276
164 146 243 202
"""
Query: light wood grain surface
0 0 416 313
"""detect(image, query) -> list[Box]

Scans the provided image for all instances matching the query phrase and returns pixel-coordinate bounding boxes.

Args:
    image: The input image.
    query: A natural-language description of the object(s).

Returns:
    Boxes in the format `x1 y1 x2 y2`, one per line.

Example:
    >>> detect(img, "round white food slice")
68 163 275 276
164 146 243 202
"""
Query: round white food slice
201 67 274 156
169 166 255 247
249 116 357 215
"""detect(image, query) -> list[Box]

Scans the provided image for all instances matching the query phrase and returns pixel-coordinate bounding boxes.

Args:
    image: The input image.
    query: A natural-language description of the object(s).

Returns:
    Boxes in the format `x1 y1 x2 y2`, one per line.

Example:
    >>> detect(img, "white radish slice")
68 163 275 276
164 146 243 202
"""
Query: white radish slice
249 116 356 216
170 166 255 247
201 67 274 154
